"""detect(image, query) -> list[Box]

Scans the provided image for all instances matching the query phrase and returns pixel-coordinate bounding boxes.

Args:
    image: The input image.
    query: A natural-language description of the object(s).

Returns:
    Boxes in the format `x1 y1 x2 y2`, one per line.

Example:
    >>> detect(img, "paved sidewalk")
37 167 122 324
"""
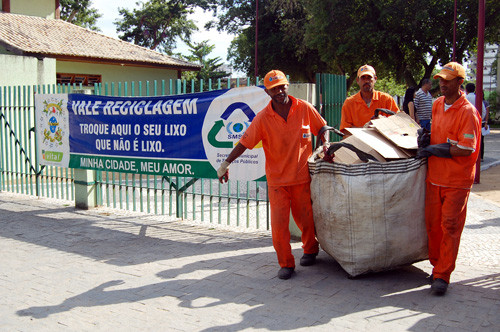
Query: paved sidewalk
480 128 500 172
0 131 499 331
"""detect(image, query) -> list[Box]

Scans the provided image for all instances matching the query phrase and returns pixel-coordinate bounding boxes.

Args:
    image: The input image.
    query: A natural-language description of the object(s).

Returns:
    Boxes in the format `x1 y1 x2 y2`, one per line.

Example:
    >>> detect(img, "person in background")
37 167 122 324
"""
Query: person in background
403 86 417 121
217 70 328 280
414 78 433 131
465 83 488 160
417 62 481 296
339 64 399 134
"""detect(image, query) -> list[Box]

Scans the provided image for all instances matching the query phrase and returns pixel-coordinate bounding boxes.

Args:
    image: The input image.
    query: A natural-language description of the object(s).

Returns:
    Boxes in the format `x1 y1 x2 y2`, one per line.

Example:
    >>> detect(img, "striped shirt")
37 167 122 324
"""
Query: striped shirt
414 88 433 120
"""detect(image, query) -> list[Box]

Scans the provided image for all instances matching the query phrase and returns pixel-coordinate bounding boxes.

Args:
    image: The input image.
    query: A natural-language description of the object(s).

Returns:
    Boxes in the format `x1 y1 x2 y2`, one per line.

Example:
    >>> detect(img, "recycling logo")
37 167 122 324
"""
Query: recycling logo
202 86 270 182
207 102 254 148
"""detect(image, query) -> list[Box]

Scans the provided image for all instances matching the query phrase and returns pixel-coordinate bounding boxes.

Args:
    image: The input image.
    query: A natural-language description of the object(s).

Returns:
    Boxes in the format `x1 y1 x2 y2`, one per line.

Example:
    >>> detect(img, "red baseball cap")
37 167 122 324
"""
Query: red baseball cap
264 70 289 89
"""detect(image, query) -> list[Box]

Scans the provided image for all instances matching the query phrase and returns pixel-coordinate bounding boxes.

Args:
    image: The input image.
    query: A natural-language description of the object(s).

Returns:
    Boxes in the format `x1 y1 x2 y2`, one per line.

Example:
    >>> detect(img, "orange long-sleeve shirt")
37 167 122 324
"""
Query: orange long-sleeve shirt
427 93 481 189
339 90 399 130
239 96 326 186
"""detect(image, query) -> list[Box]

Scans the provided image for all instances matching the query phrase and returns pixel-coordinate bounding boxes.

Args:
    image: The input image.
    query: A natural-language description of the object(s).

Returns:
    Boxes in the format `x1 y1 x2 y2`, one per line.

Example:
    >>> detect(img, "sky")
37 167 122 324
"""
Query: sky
93 0 234 62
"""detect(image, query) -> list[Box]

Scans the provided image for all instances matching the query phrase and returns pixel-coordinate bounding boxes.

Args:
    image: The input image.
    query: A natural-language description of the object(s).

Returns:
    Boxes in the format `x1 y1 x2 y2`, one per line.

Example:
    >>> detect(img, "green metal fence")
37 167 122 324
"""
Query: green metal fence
0 74 345 232
316 73 347 141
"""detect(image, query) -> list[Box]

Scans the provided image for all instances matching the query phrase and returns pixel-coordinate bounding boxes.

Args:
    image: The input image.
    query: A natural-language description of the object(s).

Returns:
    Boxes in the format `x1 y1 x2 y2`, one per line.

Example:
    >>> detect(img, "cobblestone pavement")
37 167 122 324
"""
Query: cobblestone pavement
0 188 498 332
1 131 499 331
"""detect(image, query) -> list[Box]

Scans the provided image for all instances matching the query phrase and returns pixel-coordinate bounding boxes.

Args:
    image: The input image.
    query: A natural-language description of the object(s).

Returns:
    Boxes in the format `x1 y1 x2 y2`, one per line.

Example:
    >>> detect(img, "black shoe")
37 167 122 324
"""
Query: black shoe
428 274 434 285
431 278 449 295
278 267 294 280
300 253 318 266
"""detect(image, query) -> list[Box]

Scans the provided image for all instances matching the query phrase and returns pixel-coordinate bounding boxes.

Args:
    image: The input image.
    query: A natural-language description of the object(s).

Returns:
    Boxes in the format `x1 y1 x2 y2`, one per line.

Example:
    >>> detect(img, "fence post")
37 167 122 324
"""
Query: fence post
72 89 98 209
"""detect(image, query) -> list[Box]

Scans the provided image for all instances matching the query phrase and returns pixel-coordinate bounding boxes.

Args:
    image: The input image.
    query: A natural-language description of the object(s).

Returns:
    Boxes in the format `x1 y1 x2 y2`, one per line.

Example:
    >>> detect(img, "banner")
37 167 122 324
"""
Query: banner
35 87 270 181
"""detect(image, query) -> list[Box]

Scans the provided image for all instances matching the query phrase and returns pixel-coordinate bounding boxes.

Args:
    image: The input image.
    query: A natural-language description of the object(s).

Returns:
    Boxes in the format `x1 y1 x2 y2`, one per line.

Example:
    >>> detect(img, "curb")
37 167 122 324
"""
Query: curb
480 160 500 172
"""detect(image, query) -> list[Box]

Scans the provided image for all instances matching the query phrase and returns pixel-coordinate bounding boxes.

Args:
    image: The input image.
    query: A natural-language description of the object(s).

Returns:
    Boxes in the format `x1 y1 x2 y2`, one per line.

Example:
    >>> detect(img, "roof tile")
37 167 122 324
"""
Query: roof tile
0 12 201 70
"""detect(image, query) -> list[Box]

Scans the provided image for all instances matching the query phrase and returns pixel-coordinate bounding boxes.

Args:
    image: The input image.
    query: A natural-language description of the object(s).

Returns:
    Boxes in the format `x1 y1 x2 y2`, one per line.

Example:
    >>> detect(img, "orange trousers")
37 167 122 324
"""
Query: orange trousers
425 183 470 283
268 182 319 268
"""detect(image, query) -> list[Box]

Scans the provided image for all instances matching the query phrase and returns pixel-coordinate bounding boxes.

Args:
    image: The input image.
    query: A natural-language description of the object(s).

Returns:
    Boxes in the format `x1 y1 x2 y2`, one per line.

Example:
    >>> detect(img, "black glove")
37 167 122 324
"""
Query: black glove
416 143 452 159
417 128 431 148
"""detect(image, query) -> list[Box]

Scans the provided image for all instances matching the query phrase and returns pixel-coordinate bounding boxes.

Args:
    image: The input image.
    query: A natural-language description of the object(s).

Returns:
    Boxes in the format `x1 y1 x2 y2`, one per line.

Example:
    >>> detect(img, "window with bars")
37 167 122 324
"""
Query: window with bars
56 73 102 86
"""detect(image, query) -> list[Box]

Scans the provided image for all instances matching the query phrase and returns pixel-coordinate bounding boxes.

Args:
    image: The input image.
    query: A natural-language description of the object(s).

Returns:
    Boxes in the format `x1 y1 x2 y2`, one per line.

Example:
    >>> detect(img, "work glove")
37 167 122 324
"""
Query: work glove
217 160 230 183
416 143 452 159
417 128 431 148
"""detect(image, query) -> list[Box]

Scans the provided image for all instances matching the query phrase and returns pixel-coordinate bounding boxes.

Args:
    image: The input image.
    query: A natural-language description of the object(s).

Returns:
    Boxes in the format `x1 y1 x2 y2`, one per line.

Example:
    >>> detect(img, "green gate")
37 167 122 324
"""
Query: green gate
0 75 345 231
316 73 346 141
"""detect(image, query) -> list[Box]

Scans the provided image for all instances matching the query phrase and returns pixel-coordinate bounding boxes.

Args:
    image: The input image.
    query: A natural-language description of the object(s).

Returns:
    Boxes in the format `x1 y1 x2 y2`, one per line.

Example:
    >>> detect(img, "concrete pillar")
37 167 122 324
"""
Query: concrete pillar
74 169 98 209
72 89 98 209
288 83 315 240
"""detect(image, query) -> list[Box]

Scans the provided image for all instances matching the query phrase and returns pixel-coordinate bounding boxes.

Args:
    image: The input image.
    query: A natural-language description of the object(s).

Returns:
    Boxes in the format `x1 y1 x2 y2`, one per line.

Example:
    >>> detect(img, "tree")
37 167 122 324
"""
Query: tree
60 0 102 31
204 0 499 89
208 0 329 82
178 40 230 89
114 0 198 54
304 0 500 90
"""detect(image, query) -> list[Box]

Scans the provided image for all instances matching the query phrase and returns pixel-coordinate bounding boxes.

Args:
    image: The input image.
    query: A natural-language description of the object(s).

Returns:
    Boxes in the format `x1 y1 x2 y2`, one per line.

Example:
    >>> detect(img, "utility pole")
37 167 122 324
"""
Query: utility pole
474 0 486 184
452 0 457 61
255 0 259 82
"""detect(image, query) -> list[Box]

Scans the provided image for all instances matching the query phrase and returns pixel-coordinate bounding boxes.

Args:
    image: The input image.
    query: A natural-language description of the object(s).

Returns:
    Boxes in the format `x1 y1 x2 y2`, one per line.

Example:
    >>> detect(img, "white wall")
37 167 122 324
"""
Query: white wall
9 0 55 19
289 83 316 105
0 54 56 87
56 61 180 95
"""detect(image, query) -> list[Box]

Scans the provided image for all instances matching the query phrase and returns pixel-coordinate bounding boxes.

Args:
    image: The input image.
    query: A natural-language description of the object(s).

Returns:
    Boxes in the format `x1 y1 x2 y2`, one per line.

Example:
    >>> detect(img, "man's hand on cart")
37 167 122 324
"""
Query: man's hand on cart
217 160 230 183
322 144 334 163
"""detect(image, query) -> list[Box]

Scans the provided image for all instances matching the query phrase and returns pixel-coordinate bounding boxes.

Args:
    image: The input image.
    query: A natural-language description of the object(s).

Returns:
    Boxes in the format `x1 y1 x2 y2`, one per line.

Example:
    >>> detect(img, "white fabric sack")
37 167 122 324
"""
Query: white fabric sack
309 157 428 277
482 125 490 136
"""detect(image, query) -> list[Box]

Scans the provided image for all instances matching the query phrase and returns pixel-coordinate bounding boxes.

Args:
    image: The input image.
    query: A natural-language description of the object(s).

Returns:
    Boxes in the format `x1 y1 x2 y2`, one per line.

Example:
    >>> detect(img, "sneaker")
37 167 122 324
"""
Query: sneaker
278 267 294 280
300 253 318 266
431 278 449 295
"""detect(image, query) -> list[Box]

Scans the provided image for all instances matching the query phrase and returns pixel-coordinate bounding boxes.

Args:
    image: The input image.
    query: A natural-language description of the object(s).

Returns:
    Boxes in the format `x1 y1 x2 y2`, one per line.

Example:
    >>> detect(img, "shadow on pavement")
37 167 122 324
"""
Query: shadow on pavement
0 195 272 266
15 245 499 331
4 191 499 330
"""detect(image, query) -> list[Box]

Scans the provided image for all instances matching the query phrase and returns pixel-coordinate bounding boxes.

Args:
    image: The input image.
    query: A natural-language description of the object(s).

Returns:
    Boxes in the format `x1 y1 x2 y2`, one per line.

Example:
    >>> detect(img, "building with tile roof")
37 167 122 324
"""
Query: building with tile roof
0 0 201 89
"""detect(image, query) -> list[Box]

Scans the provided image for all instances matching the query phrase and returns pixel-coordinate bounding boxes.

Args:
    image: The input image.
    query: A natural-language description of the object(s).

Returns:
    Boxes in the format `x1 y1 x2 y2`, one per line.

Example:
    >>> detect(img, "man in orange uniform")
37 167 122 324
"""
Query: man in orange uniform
217 70 328 280
417 62 481 295
339 64 399 133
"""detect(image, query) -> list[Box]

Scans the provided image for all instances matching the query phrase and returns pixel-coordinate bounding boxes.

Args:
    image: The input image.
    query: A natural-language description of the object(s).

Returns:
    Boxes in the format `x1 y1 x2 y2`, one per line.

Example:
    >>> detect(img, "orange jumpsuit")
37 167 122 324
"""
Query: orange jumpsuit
425 93 481 283
239 96 326 268
339 90 400 131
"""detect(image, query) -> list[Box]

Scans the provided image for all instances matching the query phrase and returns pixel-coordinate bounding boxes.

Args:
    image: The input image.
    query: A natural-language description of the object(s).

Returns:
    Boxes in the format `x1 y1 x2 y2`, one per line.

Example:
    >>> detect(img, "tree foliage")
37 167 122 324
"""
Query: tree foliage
114 0 199 54
204 0 499 89
207 0 328 82
182 41 229 80
60 0 102 31
176 40 230 90
304 0 500 89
